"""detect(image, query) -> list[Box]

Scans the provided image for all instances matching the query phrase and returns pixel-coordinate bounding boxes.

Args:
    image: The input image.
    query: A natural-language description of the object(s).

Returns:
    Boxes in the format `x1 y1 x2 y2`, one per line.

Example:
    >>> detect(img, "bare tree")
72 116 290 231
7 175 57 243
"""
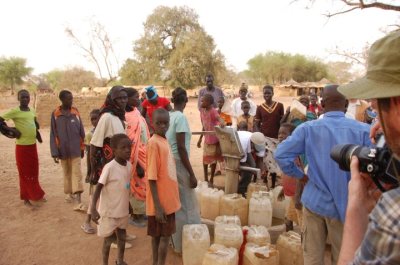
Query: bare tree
65 20 119 85
328 42 370 69
293 0 400 18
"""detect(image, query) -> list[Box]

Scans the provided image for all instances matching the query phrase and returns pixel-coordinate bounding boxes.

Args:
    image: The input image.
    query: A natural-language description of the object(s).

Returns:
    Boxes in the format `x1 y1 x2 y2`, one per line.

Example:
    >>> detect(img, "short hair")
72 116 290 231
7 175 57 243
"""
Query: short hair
280 122 296 134
239 86 248 92
59 90 72 100
205 73 214 81
310 93 318 99
110 133 130 149
171 87 187 105
202 93 214 104
125 87 138 97
17 89 29 98
152 108 169 122
263 85 274 93
241 100 250 107
90 109 100 116
237 121 248 130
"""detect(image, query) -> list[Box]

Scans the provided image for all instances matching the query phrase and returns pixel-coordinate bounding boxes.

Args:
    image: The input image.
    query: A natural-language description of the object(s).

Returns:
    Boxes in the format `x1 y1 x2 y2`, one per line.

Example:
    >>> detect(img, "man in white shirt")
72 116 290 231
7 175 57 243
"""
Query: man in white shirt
231 86 257 124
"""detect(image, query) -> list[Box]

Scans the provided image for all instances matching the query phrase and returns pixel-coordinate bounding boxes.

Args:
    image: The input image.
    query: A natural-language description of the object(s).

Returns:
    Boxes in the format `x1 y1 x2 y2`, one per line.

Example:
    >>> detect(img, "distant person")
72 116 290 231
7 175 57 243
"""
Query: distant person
50 90 86 209
0 89 45 206
141 85 172 135
81 108 100 234
236 100 255 132
230 86 257 124
197 94 225 187
197 73 224 110
275 85 371 265
125 87 150 227
308 94 322 116
146 108 181 265
254 85 284 139
217 96 232 126
90 134 132 265
166 87 200 254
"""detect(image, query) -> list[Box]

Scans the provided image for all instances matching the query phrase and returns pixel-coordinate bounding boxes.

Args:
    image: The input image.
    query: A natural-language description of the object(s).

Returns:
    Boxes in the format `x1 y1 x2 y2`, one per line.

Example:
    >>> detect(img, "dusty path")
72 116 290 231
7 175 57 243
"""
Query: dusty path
0 96 294 265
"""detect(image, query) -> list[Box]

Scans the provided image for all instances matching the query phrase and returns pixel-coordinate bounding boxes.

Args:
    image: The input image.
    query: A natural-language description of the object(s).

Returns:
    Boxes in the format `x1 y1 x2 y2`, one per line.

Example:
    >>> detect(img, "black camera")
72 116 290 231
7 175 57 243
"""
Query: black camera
330 136 400 192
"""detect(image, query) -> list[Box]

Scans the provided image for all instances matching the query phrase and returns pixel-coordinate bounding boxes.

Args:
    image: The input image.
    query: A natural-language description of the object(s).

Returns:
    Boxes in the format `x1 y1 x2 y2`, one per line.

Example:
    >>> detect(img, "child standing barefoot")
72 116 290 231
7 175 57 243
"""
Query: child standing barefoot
90 134 132 265
197 94 225 187
146 108 180 265
81 109 100 234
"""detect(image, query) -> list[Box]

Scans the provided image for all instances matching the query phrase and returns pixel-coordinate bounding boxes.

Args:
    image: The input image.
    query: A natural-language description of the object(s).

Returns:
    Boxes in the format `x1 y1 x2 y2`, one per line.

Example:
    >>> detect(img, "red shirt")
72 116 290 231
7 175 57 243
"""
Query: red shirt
142 97 170 128
308 104 322 116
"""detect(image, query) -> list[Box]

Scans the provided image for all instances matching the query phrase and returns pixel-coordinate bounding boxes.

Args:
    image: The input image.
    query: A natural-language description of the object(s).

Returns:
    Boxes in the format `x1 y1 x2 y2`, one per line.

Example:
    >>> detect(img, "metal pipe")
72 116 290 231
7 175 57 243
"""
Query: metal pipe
239 166 261 180
192 131 215 135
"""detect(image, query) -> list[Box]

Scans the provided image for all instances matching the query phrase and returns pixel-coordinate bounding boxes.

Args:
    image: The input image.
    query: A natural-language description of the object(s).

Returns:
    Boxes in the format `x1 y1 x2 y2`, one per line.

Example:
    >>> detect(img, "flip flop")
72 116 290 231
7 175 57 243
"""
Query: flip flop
74 203 88 212
111 242 132 249
81 223 96 234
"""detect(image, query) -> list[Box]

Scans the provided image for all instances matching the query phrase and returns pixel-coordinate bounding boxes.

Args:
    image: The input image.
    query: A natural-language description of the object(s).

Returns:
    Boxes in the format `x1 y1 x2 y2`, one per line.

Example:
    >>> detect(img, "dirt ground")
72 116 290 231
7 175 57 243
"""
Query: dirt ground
0 95 296 265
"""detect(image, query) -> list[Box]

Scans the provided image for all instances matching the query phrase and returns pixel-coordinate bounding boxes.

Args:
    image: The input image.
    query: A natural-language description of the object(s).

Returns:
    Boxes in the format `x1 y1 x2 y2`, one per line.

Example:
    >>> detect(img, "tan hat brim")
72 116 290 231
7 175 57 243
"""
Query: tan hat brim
338 77 400 99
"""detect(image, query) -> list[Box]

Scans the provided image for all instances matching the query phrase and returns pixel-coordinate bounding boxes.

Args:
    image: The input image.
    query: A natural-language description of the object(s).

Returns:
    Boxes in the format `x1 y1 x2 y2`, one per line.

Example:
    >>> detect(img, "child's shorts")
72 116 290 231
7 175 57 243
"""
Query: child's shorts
97 215 129 237
147 213 176 237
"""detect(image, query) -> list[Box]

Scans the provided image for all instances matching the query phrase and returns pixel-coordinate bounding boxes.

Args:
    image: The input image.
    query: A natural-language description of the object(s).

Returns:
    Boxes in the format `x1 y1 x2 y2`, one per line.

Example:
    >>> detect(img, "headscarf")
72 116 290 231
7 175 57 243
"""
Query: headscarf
145 85 158 101
99 86 127 121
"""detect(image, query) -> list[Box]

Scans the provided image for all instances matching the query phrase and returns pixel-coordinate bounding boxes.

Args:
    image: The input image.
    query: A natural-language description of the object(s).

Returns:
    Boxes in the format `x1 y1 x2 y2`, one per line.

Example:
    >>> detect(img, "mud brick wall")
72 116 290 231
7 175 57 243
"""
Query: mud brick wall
36 95 104 127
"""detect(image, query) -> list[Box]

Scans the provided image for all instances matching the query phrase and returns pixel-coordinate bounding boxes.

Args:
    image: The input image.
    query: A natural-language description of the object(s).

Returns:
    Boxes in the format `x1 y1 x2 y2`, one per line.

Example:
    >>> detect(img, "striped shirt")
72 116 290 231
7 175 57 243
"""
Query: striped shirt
352 187 400 264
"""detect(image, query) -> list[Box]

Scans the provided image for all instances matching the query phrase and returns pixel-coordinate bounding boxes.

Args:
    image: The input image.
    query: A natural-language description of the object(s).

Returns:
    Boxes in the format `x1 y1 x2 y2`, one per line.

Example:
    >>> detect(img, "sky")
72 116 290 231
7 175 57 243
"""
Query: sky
0 0 399 76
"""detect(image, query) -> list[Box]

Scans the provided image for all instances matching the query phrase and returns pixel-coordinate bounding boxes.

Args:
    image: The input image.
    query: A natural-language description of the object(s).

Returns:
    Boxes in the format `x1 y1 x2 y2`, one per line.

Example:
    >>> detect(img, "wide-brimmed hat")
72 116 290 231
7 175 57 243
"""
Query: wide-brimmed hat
250 132 266 146
338 30 400 99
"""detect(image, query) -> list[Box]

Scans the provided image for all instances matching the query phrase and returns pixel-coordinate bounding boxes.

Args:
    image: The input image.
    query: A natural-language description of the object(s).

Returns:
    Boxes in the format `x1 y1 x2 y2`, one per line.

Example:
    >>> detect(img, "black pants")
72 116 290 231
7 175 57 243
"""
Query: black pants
237 154 256 197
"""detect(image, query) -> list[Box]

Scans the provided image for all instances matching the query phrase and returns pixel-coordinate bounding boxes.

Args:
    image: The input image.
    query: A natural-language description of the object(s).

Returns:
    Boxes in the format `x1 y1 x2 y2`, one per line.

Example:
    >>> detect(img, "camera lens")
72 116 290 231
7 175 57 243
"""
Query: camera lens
330 144 360 171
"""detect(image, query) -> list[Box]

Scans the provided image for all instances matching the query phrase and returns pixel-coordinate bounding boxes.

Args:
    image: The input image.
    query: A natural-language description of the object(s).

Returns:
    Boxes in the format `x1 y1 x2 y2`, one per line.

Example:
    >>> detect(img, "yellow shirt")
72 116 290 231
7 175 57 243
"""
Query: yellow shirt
1 107 37 145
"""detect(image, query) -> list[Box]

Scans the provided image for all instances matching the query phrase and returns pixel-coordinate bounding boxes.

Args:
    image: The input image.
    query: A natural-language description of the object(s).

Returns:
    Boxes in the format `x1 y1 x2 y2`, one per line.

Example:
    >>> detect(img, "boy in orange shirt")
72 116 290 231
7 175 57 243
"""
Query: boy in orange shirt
146 108 181 265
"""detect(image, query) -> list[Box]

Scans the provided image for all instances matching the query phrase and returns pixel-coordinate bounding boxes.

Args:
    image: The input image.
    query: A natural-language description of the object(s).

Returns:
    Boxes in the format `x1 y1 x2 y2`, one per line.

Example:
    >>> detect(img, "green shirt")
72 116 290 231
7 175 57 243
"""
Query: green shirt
1 107 37 145
166 111 191 160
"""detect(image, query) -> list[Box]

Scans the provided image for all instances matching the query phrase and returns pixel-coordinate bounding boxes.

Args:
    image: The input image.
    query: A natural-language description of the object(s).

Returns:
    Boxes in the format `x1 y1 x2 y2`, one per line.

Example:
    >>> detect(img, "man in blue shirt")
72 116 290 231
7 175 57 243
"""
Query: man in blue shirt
275 85 371 265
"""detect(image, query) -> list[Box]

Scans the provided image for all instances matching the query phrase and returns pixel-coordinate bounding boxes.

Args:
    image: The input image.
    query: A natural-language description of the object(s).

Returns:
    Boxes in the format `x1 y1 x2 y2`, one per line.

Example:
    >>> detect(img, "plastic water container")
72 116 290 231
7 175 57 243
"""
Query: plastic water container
248 192 273 227
182 224 210 265
201 188 224 221
244 225 271 246
243 243 279 265
268 224 287 244
195 181 209 214
276 231 303 265
202 244 239 265
272 186 289 220
247 182 268 201
289 99 306 121
214 223 243 250
215 215 241 226
220 193 249 225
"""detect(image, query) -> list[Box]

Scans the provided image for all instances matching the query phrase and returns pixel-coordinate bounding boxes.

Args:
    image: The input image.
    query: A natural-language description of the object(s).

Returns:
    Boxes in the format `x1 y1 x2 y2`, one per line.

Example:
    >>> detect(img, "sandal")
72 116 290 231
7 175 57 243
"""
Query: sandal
74 203 87 212
81 223 96 234
111 242 132 249
115 261 128 265
65 194 74 203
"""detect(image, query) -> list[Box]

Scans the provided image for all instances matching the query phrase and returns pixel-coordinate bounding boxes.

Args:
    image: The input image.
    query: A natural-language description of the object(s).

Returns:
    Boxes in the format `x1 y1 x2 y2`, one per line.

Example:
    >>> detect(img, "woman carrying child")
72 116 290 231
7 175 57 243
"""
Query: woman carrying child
166 87 200 254
0 89 45 206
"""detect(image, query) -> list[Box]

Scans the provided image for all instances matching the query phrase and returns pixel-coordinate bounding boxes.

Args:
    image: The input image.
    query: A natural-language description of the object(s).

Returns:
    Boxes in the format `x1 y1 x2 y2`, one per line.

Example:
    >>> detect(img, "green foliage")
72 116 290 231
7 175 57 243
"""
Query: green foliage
0 57 33 94
43 67 101 92
245 51 330 85
121 5 229 89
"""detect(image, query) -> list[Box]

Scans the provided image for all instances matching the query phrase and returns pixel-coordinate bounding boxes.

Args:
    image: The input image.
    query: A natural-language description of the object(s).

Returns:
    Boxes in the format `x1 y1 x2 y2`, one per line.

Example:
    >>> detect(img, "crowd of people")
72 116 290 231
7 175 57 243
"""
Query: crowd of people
0 30 399 265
